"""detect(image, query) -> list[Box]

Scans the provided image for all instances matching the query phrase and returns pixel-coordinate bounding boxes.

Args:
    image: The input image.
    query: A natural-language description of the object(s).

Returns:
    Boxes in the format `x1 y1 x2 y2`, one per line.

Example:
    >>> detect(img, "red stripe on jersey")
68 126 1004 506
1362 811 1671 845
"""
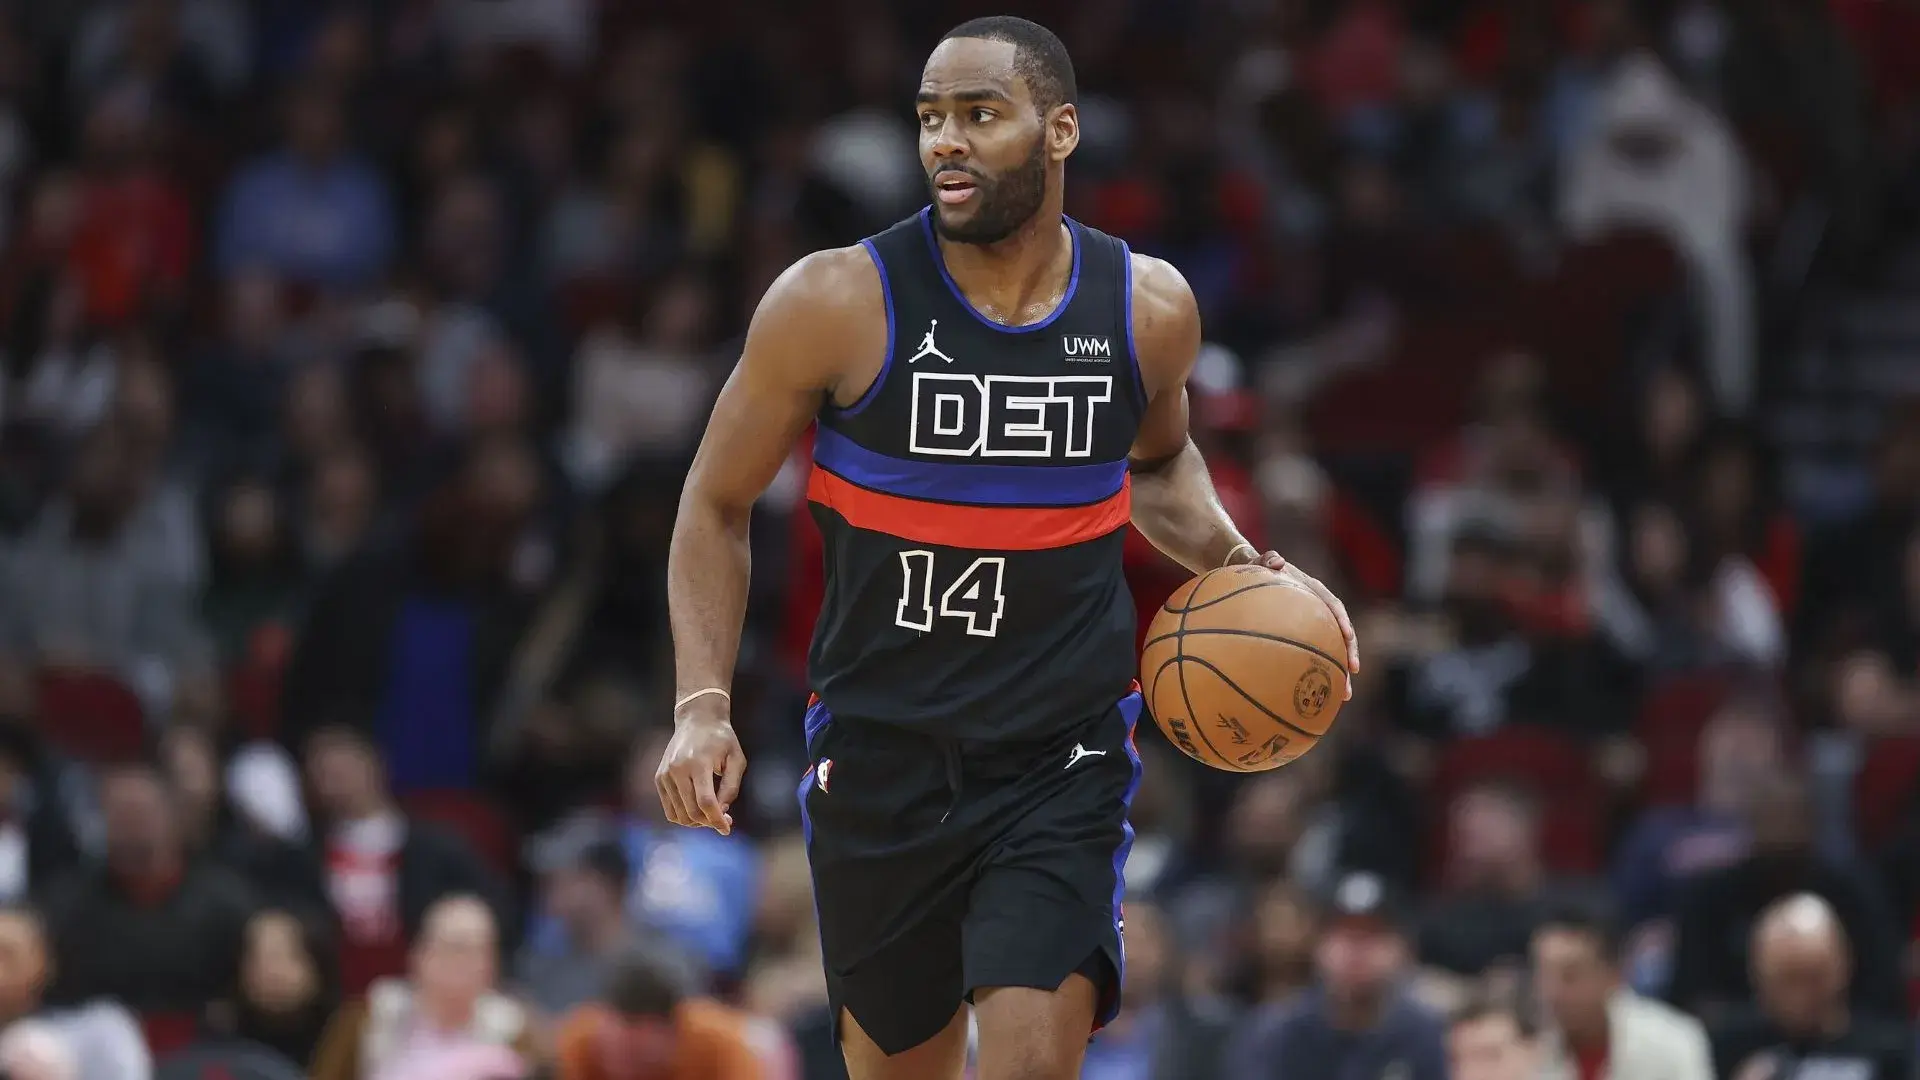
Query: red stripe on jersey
807 466 1131 551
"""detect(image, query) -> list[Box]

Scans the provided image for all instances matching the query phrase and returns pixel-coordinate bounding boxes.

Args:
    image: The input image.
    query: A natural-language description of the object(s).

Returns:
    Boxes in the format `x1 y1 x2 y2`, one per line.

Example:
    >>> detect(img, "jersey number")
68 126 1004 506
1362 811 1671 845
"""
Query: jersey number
895 551 1006 637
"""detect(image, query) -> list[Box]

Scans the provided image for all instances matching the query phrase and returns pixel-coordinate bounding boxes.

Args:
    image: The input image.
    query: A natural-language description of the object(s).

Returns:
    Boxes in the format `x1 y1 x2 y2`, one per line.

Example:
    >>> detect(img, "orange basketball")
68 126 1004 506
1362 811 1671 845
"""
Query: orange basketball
1140 564 1346 771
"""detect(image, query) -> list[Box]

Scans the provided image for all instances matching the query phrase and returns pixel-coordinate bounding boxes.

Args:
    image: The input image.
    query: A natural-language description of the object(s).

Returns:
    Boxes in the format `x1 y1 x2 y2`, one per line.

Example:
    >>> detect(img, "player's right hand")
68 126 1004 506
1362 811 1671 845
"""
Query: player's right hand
656 709 747 836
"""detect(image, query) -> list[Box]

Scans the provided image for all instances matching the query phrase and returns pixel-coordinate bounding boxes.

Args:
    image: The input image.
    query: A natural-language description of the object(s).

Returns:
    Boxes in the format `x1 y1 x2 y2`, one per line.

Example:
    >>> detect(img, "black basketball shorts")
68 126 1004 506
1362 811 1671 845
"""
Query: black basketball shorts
796 687 1143 1056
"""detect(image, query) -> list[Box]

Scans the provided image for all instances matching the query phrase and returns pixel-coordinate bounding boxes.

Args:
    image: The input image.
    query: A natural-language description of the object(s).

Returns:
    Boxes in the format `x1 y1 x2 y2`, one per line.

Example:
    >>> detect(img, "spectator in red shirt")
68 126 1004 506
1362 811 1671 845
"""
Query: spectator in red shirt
66 90 191 329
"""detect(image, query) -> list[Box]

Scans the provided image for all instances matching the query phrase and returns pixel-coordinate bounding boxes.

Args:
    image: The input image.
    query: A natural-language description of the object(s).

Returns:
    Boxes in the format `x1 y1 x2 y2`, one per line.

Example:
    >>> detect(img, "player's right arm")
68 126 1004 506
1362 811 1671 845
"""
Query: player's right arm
659 247 885 835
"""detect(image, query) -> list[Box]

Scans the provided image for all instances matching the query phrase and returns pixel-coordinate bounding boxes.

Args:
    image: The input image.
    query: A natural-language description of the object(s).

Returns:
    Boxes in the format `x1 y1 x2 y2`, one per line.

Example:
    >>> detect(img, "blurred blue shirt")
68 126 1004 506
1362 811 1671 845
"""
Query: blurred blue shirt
216 152 395 288
524 816 760 980
620 819 760 979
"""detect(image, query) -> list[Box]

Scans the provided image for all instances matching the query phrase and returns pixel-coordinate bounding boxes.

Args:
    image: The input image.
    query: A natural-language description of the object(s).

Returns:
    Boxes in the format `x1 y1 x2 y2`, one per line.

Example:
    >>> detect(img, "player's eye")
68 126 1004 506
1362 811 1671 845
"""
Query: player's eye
969 108 995 124
919 111 941 129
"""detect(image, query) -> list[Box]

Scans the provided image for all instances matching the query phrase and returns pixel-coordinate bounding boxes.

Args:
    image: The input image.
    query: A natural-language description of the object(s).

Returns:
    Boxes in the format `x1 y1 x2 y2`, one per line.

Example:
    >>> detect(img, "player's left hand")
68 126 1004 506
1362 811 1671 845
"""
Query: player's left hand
1246 550 1360 700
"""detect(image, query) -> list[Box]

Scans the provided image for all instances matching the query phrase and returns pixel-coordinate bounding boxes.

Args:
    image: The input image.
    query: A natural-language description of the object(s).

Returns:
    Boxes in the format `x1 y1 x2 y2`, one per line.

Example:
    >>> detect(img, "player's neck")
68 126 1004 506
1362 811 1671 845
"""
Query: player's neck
935 206 1073 321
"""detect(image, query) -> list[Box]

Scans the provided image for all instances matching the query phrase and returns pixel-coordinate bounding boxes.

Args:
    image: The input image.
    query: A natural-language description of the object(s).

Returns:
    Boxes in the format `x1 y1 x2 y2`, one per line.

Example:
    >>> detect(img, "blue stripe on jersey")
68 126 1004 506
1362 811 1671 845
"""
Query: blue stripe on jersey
812 425 1127 508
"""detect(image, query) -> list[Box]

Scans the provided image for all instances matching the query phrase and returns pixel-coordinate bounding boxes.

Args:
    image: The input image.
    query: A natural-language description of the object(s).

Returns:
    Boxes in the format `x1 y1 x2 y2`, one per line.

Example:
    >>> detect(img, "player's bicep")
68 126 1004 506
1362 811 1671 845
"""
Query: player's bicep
1124 254 1202 466
1128 381 1192 466
686 348 823 512
684 251 880 513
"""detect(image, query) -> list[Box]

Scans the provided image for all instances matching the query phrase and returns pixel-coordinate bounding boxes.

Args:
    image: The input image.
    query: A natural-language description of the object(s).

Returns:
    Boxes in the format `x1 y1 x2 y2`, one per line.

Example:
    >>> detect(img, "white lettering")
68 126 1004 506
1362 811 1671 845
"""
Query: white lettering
1063 335 1112 358
908 373 1112 459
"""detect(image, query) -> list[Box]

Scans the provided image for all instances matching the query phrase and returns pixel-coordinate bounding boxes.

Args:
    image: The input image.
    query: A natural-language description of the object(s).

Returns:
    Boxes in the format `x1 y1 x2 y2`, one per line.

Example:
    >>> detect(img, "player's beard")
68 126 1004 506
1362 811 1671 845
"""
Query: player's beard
928 136 1048 245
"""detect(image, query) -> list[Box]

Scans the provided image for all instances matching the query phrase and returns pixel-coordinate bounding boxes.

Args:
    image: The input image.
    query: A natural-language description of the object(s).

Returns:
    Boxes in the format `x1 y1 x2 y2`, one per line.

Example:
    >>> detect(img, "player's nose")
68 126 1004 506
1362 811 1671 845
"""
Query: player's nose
925 119 969 160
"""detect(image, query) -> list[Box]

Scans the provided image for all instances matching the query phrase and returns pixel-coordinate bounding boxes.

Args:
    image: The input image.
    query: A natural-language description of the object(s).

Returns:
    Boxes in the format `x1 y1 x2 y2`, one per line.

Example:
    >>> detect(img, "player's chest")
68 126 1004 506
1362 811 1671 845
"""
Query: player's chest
880 317 1136 462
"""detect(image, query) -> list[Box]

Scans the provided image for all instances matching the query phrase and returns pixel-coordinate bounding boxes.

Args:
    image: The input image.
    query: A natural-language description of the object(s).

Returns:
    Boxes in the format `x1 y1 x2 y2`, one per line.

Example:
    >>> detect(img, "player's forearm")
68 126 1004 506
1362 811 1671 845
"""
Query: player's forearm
1128 439 1250 574
667 493 754 707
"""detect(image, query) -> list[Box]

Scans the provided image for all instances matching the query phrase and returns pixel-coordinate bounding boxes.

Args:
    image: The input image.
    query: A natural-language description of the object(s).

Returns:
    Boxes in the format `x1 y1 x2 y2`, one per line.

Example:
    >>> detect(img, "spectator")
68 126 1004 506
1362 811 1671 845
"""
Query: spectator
1078 899 1236 1080
1609 500 1786 676
179 272 305 488
1530 904 1714 1080
156 725 310 913
1177 761 1334 922
741 835 830 1073
0 1020 76 1080
559 273 721 496
1417 781 1603 977
1225 872 1448 1080
214 80 395 290
0 906 150 1080
1708 894 1913 1080
281 437 543 789
1561 50 1754 415
1398 525 1627 739
553 947 778 1080
1233 878 1320 1008
300 726 510 995
1799 410 1920 650
1446 995 1538 1080
197 478 305 670
1668 774 1906 1020
297 443 380 576
1831 522 1920 734
310 894 535 1080
0 724 81 902
66 90 192 329
612 728 759 982
42 763 255 1042
517 820 638 1016
197 910 338 1070
0 422 212 710
1612 695 1784 930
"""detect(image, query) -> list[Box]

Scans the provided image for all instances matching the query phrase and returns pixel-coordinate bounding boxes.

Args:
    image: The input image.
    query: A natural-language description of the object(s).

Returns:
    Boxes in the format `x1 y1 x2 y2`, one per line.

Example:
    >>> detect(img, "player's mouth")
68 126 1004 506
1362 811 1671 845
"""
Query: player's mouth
934 171 978 205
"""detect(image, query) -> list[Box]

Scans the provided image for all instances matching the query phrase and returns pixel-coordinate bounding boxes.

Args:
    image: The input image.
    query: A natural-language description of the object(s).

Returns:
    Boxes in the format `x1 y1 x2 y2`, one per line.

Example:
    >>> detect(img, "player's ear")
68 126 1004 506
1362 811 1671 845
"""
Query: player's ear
1048 102 1079 162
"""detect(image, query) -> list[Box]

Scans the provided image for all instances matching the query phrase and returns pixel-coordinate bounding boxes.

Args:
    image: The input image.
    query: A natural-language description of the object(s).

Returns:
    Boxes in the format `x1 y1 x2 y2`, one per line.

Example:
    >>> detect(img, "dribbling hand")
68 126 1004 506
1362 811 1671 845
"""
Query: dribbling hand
1234 547 1361 700
656 702 747 836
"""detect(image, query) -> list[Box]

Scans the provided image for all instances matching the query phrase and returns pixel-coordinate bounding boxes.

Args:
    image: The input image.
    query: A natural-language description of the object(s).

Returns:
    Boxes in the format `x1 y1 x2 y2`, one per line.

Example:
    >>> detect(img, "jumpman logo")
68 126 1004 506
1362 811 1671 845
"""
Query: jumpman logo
1065 743 1108 770
908 319 956 364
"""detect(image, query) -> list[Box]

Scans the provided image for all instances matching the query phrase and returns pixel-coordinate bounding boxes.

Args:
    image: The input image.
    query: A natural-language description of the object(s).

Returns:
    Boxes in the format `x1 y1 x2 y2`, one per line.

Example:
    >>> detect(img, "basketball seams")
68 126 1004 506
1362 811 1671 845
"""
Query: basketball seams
1138 626 1346 673
1169 567 1245 771
1176 654 1324 739
1159 576 1280 615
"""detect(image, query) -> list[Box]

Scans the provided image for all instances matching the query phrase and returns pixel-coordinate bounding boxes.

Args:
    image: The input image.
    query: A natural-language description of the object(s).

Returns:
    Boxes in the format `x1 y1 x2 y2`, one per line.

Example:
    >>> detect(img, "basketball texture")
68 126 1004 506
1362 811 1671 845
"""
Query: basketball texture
1141 564 1346 772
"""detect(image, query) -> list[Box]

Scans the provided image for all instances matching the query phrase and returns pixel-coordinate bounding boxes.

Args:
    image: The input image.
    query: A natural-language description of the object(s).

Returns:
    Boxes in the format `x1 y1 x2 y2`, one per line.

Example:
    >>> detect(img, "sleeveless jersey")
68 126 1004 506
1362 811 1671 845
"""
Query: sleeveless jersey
805 207 1147 742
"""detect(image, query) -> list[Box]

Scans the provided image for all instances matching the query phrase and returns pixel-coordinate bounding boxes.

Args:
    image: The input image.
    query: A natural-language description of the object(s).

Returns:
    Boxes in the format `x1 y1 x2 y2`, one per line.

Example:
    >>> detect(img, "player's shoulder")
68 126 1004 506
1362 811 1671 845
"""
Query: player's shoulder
742 245 888 392
1125 251 1200 368
754 244 885 328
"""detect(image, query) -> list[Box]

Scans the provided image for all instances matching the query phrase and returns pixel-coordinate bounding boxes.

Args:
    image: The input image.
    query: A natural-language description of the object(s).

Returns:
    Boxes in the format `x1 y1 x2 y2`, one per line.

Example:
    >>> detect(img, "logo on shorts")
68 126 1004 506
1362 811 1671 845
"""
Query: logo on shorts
1065 743 1108 770
815 759 833 793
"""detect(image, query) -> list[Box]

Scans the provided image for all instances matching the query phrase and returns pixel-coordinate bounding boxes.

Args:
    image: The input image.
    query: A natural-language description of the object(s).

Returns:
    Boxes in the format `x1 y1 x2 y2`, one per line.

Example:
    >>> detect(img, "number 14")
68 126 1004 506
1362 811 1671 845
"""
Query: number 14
895 551 1007 637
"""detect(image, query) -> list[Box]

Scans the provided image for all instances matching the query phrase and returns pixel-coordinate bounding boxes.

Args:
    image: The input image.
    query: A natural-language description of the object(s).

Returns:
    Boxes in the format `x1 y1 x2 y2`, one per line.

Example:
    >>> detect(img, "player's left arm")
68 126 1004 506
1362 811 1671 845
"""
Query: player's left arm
1125 252 1360 686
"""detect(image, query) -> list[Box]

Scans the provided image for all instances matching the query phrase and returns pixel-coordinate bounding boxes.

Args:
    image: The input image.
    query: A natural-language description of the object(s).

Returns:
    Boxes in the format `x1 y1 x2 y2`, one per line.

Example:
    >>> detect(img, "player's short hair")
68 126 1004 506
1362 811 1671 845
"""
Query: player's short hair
941 16 1077 113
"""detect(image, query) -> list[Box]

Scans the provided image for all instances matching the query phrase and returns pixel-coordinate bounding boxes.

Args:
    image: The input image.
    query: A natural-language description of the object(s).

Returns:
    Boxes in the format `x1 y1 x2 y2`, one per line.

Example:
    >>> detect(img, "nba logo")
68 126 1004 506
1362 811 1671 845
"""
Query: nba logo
816 759 834 793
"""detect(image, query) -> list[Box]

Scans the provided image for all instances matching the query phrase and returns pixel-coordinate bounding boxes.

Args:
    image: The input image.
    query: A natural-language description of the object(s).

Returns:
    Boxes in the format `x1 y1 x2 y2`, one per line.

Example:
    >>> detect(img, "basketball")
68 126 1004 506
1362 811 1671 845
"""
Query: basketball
1140 564 1346 771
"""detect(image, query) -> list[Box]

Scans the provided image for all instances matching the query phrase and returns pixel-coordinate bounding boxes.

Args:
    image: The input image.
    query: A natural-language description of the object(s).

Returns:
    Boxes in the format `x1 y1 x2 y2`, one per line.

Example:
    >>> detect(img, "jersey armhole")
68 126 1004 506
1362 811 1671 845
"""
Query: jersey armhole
826 239 895 419
1119 241 1150 413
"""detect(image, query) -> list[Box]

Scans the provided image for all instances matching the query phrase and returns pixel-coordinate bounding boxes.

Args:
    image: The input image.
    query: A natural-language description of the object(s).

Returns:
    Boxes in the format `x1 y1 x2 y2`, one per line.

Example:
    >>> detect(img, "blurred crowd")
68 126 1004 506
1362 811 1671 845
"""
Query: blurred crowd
0 0 1918 1078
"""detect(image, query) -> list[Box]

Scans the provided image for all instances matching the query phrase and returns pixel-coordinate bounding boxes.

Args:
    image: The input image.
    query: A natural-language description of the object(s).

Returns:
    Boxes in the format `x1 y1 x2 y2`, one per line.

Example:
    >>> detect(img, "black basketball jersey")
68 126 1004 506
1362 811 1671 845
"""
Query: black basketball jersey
805 208 1148 742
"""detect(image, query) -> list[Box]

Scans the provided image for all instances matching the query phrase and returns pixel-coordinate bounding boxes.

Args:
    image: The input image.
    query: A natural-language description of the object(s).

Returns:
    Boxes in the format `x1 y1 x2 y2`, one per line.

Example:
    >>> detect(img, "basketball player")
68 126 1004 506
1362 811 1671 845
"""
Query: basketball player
659 16 1359 1080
